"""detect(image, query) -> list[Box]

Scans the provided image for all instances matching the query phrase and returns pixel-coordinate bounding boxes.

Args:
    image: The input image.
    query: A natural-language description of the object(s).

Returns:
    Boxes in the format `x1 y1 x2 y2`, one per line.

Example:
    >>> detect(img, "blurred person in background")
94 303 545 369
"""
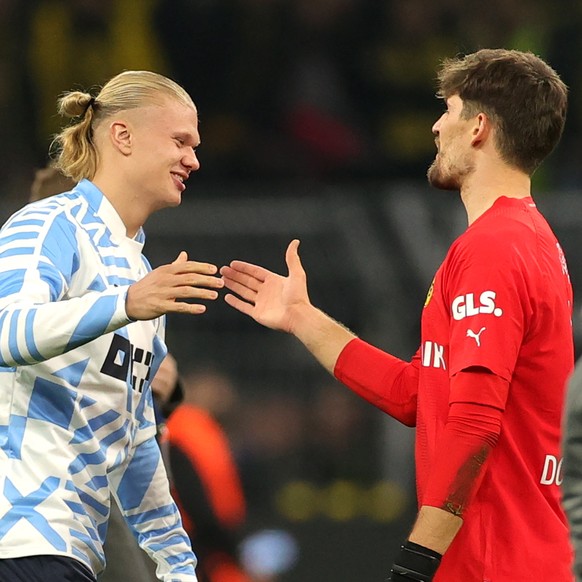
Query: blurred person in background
301 381 381 486
0 70 225 581
29 165 77 202
235 389 306 525
563 359 582 582
220 48 573 581
165 367 252 582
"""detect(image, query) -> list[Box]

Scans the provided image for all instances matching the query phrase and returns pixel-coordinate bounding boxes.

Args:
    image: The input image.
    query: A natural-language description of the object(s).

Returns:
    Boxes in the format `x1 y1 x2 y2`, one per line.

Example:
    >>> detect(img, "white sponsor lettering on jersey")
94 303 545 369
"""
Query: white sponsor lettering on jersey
421 341 447 369
540 454 563 486
452 291 503 321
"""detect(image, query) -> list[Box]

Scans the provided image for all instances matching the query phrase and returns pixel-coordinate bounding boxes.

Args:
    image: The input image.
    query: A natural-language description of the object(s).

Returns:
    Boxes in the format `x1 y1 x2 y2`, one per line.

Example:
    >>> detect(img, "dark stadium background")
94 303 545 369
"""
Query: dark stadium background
0 1 581 579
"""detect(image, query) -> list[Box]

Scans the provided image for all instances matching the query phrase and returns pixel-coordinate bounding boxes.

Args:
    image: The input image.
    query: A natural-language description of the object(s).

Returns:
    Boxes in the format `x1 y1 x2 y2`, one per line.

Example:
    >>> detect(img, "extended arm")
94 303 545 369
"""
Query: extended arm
0 209 222 366
221 240 418 424
221 240 354 373
0 198 127 365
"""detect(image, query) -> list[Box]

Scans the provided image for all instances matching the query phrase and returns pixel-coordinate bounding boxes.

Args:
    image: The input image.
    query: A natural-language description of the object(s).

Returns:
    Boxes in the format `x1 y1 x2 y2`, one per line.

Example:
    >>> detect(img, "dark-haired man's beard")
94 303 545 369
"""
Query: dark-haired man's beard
427 153 473 191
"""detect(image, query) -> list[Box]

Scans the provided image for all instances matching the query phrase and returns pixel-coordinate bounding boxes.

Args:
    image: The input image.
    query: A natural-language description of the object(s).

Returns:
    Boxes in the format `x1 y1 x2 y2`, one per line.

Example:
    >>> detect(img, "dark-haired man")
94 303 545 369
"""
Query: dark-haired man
220 49 574 581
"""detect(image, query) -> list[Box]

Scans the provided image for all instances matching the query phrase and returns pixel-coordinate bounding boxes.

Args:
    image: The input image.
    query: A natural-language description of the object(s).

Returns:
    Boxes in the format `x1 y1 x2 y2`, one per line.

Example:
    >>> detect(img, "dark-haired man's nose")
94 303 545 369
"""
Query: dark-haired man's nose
432 114 444 135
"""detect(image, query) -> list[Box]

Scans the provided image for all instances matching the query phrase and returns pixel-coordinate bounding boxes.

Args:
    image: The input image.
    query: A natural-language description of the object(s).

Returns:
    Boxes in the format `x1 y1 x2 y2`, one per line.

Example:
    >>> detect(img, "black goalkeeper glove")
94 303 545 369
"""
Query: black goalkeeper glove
387 540 442 581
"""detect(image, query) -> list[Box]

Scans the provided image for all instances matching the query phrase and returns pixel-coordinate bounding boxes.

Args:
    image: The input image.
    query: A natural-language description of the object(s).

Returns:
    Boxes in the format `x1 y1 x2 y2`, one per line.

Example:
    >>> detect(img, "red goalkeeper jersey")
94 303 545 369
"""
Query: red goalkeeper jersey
336 196 574 580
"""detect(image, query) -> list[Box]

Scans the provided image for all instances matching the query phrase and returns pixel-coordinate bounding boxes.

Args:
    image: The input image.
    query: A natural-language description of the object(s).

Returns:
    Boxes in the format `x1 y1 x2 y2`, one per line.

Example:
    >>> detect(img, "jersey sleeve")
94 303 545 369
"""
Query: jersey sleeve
0 208 132 366
443 228 533 383
110 436 198 581
334 338 419 426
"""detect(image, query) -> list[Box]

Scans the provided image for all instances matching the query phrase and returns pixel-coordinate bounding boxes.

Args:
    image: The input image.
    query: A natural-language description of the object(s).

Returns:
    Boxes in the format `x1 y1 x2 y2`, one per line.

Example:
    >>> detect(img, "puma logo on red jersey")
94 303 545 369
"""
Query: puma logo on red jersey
466 327 486 347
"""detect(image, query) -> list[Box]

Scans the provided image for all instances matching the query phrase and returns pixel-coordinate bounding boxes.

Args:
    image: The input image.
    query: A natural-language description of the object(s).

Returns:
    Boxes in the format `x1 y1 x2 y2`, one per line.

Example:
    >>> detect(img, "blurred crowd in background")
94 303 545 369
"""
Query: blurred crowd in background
1 0 582 199
1 1 582 580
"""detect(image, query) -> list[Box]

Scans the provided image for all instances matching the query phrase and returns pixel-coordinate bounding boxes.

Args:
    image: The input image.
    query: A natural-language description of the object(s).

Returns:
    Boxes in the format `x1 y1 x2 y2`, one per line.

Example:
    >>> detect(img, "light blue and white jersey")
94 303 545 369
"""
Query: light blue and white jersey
0 180 197 580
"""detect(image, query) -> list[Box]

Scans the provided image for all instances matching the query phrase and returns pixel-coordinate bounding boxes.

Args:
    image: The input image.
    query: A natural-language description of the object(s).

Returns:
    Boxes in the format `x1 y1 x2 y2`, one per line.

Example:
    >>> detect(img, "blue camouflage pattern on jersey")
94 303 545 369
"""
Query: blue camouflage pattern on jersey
0 180 197 580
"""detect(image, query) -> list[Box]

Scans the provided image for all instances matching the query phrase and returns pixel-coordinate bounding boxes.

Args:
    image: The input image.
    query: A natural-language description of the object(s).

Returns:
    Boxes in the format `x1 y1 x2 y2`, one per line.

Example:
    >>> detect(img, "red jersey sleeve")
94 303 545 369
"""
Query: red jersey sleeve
442 223 534 383
422 371 506 515
334 338 419 426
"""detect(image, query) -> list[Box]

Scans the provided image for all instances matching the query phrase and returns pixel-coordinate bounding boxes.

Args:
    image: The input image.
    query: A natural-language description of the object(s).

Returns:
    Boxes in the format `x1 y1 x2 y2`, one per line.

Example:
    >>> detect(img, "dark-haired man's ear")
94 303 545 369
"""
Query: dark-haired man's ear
470 112 491 147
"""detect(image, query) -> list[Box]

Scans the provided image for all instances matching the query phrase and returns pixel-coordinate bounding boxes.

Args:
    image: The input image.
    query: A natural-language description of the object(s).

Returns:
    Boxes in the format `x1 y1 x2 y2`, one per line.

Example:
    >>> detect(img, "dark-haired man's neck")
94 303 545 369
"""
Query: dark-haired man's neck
460 160 532 225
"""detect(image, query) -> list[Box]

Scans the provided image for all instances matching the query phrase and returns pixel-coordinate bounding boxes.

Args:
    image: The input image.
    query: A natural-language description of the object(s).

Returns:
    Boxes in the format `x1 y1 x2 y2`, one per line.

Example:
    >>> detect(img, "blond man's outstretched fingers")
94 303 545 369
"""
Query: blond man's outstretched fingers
126 252 224 320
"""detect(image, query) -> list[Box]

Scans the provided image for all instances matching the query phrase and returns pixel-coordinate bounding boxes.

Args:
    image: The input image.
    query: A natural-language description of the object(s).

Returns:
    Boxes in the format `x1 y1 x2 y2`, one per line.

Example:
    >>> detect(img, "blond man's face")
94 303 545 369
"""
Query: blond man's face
121 99 201 213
